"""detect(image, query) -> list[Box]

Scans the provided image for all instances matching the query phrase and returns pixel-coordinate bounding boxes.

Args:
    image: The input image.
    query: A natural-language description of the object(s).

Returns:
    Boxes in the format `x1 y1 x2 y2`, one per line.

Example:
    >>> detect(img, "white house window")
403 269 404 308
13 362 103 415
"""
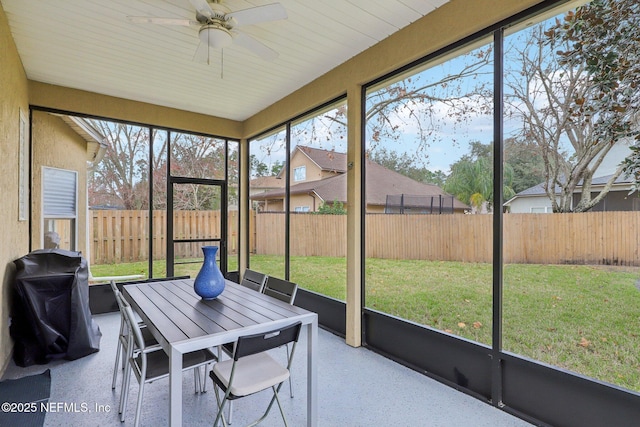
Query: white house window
293 166 306 182
294 206 310 212
42 167 78 250
530 206 552 213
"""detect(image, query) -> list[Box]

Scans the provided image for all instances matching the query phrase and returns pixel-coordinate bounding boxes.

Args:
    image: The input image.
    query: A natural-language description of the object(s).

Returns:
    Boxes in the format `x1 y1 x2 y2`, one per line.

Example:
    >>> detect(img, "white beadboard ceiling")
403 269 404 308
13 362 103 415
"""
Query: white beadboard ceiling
2 0 449 121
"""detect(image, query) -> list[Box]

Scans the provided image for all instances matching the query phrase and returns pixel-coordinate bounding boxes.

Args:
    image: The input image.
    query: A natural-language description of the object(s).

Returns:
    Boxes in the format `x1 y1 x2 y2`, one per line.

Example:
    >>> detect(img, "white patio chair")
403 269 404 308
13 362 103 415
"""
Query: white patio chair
209 322 302 427
118 294 217 427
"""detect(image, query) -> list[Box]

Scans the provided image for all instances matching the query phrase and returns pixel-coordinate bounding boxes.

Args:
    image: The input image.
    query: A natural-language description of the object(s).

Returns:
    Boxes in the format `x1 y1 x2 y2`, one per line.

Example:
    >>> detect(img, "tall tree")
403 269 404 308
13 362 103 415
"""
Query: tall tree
88 121 153 209
553 0 640 193
89 121 230 210
316 46 493 161
364 47 493 154
270 160 284 176
504 137 546 193
444 142 515 213
170 133 226 210
505 2 639 212
249 154 271 178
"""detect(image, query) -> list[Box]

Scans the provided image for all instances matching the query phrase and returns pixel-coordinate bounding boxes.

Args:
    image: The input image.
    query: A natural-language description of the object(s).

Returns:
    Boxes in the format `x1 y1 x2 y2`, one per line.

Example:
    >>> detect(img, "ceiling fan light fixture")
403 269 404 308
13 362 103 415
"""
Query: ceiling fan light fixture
199 25 232 48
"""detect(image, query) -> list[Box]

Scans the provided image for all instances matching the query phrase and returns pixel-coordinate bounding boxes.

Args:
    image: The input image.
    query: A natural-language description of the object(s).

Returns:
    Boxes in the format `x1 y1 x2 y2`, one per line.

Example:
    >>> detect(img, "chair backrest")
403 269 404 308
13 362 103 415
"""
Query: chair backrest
234 322 302 361
110 280 125 310
263 276 298 304
240 269 267 293
118 293 146 352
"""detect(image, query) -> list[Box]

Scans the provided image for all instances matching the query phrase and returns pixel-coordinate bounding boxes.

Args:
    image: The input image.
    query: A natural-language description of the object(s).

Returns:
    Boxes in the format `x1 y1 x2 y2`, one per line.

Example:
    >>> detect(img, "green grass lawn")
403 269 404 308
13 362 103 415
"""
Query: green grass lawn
92 256 640 392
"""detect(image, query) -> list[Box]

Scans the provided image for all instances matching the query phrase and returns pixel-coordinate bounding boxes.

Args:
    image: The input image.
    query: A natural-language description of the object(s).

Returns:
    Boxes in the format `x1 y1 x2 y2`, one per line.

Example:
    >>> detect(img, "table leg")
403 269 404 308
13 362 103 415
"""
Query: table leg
169 347 182 426
307 318 318 427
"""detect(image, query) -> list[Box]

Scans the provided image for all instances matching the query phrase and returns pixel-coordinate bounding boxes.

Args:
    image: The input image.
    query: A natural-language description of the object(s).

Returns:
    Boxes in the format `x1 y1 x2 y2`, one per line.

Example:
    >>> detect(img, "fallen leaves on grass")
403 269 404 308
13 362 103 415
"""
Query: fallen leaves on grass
458 322 467 329
578 337 591 348
473 321 482 329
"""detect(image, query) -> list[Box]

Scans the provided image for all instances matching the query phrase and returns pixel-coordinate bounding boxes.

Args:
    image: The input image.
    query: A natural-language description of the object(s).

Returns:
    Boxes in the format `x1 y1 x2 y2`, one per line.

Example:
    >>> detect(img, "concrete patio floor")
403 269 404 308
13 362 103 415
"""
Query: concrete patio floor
2 312 533 426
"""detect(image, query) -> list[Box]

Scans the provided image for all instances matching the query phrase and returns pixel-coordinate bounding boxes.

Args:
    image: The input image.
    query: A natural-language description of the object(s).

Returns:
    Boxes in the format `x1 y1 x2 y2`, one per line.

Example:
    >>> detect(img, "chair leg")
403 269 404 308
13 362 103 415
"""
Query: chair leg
228 400 233 424
195 367 206 394
213 385 230 427
245 384 288 427
133 380 145 427
119 341 135 417
111 338 122 389
119 362 130 419
201 365 208 393
272 385 289 427
288 376 293 399
286 343 293 398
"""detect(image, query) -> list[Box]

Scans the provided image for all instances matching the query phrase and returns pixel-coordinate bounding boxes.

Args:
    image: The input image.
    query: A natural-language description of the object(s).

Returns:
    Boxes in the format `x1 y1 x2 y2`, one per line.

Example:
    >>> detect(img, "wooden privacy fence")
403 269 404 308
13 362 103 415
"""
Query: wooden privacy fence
255 211 640 266
503 212 640 266
91 210 640 266
90 210 238 264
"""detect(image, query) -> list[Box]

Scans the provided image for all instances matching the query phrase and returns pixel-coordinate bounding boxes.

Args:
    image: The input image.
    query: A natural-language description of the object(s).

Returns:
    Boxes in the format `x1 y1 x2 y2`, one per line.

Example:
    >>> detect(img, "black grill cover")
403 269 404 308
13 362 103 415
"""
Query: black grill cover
11 249 101 366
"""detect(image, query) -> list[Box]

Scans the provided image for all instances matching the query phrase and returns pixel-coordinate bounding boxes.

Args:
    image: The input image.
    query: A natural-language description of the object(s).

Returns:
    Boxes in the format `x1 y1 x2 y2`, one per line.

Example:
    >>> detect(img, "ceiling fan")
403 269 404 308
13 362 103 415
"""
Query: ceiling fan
128 0 287 62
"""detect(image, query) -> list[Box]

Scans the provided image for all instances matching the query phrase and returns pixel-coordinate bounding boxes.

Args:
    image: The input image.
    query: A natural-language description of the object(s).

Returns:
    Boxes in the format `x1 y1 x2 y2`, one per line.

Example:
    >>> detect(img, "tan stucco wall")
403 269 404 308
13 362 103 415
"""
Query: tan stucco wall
290 194 318 212
290 151 323 184
0 2 30 374
28 81 243 140
263 199 284 212
30 111 89 255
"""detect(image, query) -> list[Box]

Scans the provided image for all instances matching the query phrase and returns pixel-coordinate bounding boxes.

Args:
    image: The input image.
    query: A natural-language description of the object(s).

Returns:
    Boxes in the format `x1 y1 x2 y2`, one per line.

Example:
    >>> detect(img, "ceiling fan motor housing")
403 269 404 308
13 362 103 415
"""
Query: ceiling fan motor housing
199 24 233 48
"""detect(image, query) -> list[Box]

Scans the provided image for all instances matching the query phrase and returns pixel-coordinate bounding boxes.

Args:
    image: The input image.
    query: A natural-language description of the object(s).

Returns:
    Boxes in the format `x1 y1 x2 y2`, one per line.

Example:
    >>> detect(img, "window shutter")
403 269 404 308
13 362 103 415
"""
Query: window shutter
43 167 77 217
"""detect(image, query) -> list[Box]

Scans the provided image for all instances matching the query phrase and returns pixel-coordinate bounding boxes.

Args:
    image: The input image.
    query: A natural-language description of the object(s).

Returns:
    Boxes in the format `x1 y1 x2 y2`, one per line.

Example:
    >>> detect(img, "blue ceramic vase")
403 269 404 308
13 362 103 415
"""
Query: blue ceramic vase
194 246 225 300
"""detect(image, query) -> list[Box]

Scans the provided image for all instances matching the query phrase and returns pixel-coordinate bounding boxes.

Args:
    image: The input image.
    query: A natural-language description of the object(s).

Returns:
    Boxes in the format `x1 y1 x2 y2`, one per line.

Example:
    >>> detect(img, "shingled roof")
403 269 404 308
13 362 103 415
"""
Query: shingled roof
250 175 284 190
275 145 347 178
299 145 348 173
504 173 633 206
253 147 468 210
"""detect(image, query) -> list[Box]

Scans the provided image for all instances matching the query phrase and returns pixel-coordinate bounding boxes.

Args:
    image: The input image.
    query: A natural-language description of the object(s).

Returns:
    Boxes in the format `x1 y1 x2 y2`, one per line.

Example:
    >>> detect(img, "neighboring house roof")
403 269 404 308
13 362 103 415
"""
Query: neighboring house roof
504 174 633 206
591 174 633 186
251 173 341 201
276 145 347 178
366 160 467 208
504 139 635 207
301 145 348 173
250 175 284 190
253 154 469 210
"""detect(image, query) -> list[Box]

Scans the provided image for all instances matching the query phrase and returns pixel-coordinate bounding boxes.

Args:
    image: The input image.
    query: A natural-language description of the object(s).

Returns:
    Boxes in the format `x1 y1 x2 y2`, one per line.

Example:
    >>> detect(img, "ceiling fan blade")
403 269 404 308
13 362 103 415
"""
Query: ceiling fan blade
189 0 215 19
232 31 279 61
228 3 287 27
127 16 198 26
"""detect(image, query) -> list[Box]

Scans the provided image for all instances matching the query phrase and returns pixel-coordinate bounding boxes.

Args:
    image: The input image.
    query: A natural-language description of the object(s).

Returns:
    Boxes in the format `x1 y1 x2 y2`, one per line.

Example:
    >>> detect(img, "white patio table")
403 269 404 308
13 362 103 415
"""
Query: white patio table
123 278 318 426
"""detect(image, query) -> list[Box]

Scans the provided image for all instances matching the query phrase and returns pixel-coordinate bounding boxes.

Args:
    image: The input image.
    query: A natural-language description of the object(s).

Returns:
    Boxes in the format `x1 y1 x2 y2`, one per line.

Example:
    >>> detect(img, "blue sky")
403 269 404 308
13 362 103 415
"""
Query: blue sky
250 8 585 178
